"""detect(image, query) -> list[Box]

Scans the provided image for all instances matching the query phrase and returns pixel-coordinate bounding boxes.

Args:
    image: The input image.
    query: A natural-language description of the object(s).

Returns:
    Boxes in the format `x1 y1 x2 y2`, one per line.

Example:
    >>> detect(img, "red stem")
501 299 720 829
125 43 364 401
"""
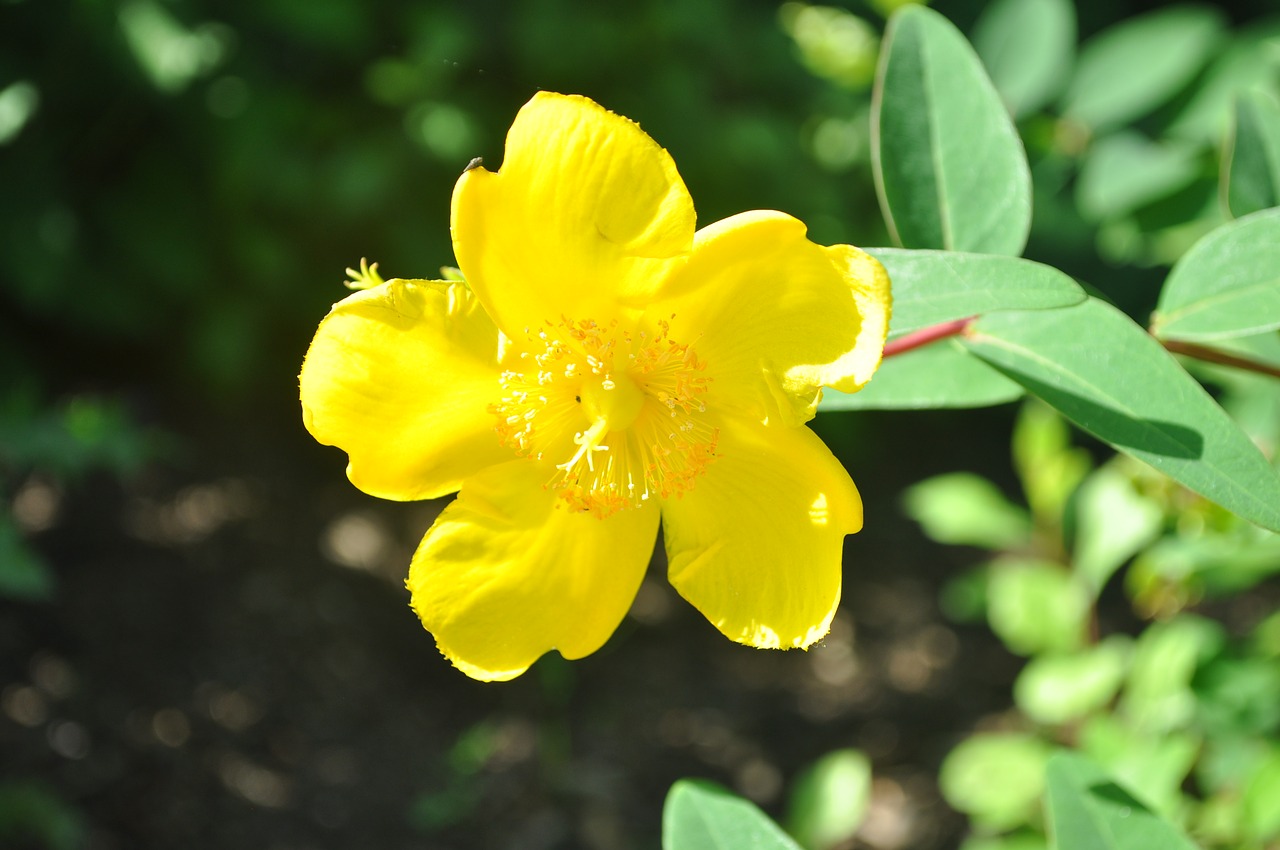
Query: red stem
1161 339 1280 380
883 316 977 358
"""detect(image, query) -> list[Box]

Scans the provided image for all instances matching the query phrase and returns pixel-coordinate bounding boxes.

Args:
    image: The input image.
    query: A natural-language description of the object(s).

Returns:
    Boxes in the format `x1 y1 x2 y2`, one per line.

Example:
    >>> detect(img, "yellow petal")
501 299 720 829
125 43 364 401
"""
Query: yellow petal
451 92 696 336
300 279 509 501
409 460 660 681
656 211 891 426
662 415 862 649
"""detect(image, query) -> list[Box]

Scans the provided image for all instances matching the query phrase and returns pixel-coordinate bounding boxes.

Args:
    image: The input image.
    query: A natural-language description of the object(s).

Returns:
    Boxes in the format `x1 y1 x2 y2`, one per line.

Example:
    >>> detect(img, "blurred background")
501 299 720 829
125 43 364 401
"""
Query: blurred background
2 0 1278 848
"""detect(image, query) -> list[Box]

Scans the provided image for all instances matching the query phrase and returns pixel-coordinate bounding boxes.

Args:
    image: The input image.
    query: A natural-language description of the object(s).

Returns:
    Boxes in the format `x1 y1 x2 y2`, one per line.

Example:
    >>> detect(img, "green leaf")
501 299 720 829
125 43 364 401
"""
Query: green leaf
1153 208 1280 342
986 560 1090 656
0 782 88 850
820 341 1023 410
1076 132 1201 222
939 733 1051 831
1077 716 1201 819
972 0 1076 118
1243 751 1280 841
1013 400 1092 527
1166 19 1280 144
1061 5 1227 132
872 6 1031 255
1014 638 1131 725
961 297 1280 532
1123 615 1224 733
867 249 1086 339
1044 751 1203 850
1072 466 1164 596
902 472 1032 549
663 780 803 850
1224 90 1280 218
785 749 872 850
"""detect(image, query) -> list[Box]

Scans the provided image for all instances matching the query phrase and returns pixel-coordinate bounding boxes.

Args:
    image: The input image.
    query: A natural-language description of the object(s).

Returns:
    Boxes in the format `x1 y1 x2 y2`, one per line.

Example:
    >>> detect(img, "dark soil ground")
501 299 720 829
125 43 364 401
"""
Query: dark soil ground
1 394 1025 850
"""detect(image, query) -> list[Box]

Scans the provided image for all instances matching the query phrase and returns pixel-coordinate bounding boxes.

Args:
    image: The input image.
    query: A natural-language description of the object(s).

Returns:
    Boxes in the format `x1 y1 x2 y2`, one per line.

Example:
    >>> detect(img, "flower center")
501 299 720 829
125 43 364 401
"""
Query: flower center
490 318 718 517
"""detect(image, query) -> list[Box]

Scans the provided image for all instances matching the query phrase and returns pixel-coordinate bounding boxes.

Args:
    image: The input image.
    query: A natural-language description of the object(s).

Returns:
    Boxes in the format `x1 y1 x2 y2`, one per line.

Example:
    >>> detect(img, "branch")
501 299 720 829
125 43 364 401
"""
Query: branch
883 316 977 359
1161 339 1280 380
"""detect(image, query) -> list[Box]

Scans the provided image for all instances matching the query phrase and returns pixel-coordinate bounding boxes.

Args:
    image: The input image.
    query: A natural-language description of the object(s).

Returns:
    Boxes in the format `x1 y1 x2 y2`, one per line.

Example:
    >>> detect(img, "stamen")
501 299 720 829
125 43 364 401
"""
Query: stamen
489 316 716 518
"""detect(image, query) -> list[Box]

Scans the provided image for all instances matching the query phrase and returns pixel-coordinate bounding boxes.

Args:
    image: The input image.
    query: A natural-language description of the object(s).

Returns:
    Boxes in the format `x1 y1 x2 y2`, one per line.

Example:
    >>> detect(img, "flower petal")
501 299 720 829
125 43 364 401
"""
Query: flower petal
451 92 696 336
656 211 891 426
409 460 660 681
662 415 862 649
300 279 509 501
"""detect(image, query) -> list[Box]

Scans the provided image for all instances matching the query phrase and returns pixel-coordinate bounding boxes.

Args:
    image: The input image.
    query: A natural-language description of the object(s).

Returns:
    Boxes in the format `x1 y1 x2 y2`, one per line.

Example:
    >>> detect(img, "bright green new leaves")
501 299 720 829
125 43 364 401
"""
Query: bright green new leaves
1153 208 1280 342
1224 91 1280 218
962 297 1280 532
903 473 1031 550
1073 467 1164 596
1014 638 1131 725
987 561 1090 656
940 733 1052 831
785 750 871 850
1061 5 1227 132
1044 752 1203 850
663 780 802 850
973 0 1076 118
818 250 1083 411
872 6 1031 256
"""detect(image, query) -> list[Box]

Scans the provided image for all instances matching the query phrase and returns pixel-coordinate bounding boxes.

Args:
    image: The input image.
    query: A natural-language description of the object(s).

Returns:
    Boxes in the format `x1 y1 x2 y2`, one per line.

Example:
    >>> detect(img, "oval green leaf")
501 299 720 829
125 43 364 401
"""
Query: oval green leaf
940 733 1051 831
1045 751 1202 850
868 248 1086 339
1153 208 1280 341
1076 132 1201 222
973 0 1076 118
663 780 802 850
962 297 1280 532
1224 90 1280 218
821 340 1023 411
872 6 1031 256
785 749 872 850
1061 5 1227 132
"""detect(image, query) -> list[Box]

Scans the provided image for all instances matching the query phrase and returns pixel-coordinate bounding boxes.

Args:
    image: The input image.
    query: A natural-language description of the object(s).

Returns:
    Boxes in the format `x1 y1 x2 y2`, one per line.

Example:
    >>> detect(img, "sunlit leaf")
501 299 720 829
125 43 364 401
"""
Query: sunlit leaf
1044 751 1202 850
663 780 802 850
902 472 1032 549
1013 400 1092 528
785 749 872 850
1061 5 1227 132
820 341 1022 410
1243 751 1280 841
872 6 1031 255
987 560 1089 656
1014 638 1131 725
1122 615 1224 733
1077 716 1202 819
1224 90 1280 218
1152 208 1280 342
1076 132 1201 222
1072 465 1164 596
867 249 1086 339
962 297 1280 532
972 0 1076 117
940 733 1051 831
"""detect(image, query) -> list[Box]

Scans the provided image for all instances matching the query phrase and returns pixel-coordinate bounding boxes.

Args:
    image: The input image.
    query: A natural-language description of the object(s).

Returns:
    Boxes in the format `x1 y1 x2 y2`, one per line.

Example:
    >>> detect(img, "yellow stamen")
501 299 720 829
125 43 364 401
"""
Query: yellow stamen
489 317 717 517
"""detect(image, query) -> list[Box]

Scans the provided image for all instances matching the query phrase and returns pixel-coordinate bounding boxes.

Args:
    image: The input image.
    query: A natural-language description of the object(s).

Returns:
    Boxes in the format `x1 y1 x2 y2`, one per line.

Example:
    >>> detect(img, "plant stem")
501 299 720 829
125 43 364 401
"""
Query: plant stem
1161 339 1280 380
883 316 976 359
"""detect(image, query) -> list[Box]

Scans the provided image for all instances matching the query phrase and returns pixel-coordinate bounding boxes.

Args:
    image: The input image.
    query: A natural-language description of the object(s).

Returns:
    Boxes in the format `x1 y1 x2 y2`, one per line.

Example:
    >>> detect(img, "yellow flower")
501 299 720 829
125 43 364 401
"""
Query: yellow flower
299 92 891 681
